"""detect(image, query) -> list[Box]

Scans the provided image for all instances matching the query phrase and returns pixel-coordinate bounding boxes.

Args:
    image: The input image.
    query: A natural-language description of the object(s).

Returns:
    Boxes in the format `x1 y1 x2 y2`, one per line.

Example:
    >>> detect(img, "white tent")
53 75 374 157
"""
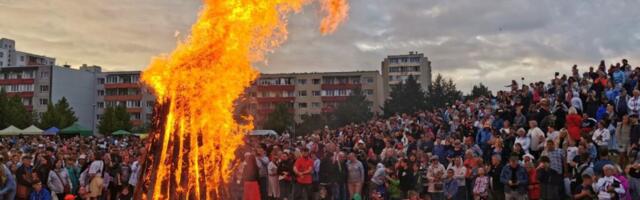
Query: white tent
249 130 278 136
21 125 43 135
0 125 22 136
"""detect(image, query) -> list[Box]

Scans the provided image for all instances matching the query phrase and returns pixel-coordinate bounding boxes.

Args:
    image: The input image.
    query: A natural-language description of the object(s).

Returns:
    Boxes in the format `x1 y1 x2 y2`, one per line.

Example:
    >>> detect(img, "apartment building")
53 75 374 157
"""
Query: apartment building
96 70 155 127
0 38 55 68
247 71 383 126
381 51 432 98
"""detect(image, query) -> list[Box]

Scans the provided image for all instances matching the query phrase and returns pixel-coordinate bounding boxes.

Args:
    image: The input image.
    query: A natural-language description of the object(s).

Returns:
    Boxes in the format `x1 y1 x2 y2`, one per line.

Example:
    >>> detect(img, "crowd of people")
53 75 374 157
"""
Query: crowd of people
2 58 640 200
0 136 145 200
236 59 640 200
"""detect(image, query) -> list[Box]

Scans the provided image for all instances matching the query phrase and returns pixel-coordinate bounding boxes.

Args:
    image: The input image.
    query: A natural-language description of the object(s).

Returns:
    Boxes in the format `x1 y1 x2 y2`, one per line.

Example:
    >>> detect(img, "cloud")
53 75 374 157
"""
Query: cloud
2 0 640 92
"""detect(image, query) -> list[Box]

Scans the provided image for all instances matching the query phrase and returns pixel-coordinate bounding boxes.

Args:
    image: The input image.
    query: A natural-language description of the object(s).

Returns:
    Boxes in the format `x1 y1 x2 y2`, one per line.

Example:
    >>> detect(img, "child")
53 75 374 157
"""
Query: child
473 167 489 200
443 169 458 200
29 180 52 200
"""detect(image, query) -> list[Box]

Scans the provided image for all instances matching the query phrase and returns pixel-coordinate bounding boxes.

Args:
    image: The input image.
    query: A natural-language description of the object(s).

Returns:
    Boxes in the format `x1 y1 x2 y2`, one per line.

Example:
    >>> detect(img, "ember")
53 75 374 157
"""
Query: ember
134 0 348 199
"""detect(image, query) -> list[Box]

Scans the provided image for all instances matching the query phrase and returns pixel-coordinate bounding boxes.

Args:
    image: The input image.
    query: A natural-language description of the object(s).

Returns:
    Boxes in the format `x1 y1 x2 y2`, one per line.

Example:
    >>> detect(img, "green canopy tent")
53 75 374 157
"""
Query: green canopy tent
60 123 93 136
0 125 22 136
112 129 132 136
20 125 43 135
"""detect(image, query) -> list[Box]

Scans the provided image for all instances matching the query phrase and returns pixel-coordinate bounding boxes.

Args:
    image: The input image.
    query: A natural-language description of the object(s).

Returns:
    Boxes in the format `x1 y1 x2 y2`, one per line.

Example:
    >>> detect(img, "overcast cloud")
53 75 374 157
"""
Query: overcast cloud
1 0 639 92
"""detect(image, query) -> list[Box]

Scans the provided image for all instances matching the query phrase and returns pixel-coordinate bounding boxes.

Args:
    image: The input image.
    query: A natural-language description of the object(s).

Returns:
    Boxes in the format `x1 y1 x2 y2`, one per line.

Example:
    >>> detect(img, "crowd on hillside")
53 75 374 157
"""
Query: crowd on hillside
236 59 640 200
0 136 145 200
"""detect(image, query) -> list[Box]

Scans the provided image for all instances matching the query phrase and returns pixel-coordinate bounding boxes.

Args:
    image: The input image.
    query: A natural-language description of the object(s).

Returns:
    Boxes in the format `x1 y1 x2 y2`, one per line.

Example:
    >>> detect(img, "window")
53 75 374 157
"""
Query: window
0 52 3 57
147 101 155 108
40 85 49 92
97 78 105 84
312 91 321 96
40 71 49 78
0 61 2 66
366 77 374 83
130 113 141 120
298 90 307 96
311 102 321 108
297 79 307 85
325 90 335 96
126 100 141 108
39 98 48 105
312 79 321 84
97 114 103 120
365 89 374 95
20 56 24 61
298 102 307 108
97 90 104 96
97 102 104 108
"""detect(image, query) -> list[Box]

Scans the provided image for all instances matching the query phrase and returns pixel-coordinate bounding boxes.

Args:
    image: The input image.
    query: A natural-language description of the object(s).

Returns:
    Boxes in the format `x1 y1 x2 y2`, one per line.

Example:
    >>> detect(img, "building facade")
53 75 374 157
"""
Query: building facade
247 71 383 126
0 38 55 68
381 51 432 98
95 70 155 128
0 65 100 130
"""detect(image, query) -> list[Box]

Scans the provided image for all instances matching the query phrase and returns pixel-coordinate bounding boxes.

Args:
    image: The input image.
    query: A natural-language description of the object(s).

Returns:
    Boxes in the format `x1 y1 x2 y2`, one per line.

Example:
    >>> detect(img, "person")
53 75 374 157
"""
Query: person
278 151 294 200
64 158 80 195
28 181 51 200
346 152 364 199
537 156 563 200
541 140 564 175
443 169 458 200
370 163 386 199
87 152 105 200
528 121 545 158
255 147 270 200
446 157 466 200
628 162 640 200
593 121 611 148
488 155 504 200
0 158 16 200
572 174 595 200
523 154 540 200
293 148 313 200
16 155 35 200
472 167 489 200
500 156 528 200
514 128 530 154
242 152 261 200
267 151 280 200
565 107 583 142
628 90 640 116
595 164 625 199
427 156 445 200
47 159 70 199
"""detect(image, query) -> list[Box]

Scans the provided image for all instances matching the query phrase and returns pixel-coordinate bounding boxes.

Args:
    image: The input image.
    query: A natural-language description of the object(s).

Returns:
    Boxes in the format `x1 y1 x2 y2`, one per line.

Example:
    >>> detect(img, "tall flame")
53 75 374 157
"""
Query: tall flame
138 0 348 199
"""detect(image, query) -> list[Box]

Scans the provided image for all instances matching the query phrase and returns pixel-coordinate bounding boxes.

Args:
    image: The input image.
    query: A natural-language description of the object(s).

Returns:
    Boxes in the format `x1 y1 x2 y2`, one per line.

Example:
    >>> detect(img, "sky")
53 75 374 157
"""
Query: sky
1 0 639 92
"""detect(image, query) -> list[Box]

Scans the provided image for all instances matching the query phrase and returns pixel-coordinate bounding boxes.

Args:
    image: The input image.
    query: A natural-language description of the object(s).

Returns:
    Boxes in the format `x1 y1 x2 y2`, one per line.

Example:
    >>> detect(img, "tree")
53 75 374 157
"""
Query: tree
38 97 78 129
98 105 132 135
426 74 463 109
0 90 33 129
469 83 492 99
332 88 373 127
263 103 294 134
383 75 428 116
296 114 330 136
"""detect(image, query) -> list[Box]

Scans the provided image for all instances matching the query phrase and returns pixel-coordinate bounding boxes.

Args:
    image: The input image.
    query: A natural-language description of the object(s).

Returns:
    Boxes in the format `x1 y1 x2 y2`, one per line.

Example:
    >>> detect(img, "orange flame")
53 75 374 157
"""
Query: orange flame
320 0 350 34
140 0 348 199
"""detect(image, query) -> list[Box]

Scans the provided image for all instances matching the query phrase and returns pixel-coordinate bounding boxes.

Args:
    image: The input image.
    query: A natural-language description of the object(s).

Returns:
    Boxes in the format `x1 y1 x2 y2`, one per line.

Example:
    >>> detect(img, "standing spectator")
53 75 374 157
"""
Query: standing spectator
593 121 611 149
267 151 280 200
572 174 595 199
64 158 80 195
47 159 70 199
278 151 294 200
28 181 51 200
500 156 528 200
541 140 564 175
528 121 545 158
346 152 364 199
628 162 640 200
242 153 260 200
616 89 630 118
293 148 313 200
16 155 35 200
446 157 466 200
472 167 489 200
566 107 583 142
616 115 632 164
443 169 458 200
255 147 270 200
488 155 505 200
523 154 540 200
0 158 16 200
628 90 640 116
427 155 445 200
537 156 563 200
595 164 626 199
370 163 386 198
514 128 530 154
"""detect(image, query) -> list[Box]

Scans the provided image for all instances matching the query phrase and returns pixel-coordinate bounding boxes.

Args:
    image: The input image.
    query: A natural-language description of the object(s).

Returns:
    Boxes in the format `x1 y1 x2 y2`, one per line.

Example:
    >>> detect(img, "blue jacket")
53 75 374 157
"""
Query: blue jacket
29 188 51 200
595 105 608 121
0 164 16 200
613 70 626 85
500 165 528 193
444 178 458 198
476 128 492 146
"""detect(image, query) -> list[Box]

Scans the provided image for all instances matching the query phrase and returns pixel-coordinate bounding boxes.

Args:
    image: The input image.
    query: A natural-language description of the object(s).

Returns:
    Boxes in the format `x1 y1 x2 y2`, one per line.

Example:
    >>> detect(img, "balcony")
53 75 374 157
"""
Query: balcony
130 120 143 126
320 83 361 90
104 83 140 89
127 108 143 113
6 92 34 98
104 94 143 101
256 96 295 103
256 84 295 91
321 96 348 102
0 79 35 85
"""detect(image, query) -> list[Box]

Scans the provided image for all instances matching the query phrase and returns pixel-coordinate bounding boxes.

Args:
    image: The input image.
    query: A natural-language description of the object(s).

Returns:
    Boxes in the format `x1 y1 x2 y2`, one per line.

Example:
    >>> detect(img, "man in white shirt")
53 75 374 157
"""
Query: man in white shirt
592 121 611 148
528 120 545 158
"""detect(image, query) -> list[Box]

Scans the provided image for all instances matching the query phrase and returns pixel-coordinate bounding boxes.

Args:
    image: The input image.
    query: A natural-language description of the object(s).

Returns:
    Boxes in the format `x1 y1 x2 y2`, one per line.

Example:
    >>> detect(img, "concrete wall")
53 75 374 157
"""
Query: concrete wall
51 66 98 132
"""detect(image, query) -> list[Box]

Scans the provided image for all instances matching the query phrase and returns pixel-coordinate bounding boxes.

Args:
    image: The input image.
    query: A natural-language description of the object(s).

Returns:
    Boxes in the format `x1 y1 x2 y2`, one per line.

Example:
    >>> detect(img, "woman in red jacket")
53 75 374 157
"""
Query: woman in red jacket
566 107 583 141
